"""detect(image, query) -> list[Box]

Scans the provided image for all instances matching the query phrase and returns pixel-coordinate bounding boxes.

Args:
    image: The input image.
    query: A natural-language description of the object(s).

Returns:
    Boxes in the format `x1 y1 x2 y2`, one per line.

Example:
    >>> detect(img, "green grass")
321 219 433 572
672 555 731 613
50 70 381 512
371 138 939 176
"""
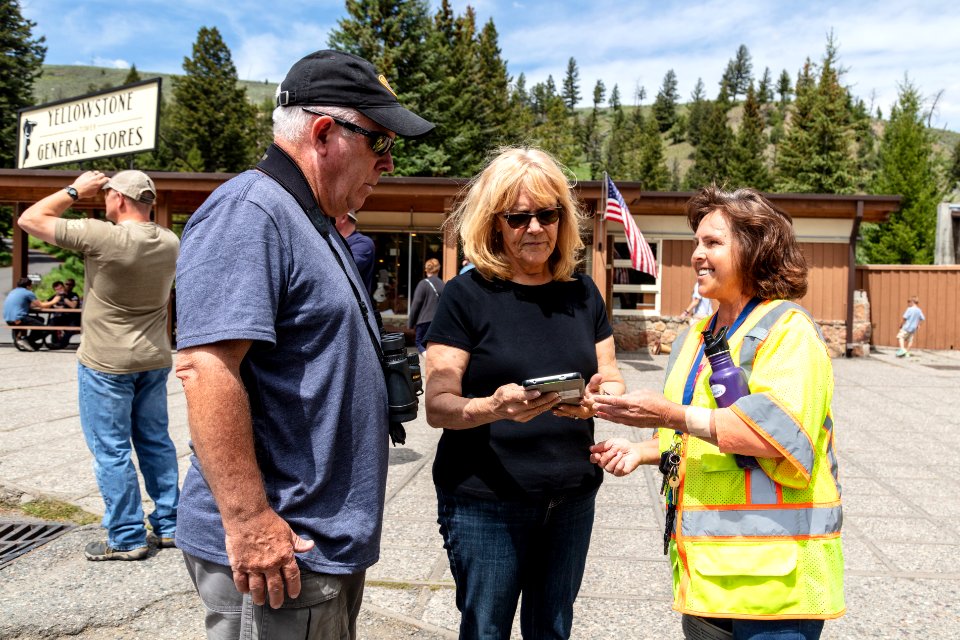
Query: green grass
5 496 99 525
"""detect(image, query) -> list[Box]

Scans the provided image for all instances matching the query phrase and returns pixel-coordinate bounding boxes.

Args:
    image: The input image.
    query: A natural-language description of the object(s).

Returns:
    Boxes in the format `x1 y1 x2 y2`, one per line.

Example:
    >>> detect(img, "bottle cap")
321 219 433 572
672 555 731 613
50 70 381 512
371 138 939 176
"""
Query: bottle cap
701 326 731 357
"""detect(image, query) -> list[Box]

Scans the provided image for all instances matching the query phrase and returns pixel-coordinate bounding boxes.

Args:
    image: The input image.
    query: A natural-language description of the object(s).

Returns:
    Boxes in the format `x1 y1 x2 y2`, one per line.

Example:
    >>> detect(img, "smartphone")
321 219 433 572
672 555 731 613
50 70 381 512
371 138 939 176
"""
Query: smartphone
521 372 585 404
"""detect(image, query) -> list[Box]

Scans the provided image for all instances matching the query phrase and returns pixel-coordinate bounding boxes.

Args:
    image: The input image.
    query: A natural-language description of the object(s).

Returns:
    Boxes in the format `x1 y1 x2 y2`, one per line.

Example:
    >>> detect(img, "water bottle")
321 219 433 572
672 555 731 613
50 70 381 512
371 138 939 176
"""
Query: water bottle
702 326 758 468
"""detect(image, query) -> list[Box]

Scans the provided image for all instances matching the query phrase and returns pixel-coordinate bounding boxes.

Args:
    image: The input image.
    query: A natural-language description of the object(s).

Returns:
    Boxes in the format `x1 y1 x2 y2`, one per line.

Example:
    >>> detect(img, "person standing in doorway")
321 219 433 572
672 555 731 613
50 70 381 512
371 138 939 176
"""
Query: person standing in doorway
407 258 444 353
18 169 180 561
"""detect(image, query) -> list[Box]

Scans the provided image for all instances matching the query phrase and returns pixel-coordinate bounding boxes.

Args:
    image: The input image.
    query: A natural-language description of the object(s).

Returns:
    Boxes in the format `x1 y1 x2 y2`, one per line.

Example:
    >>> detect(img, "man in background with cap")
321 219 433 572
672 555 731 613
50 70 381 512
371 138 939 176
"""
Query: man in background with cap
335 210 376 294
174 49 433 639
19 169 181 562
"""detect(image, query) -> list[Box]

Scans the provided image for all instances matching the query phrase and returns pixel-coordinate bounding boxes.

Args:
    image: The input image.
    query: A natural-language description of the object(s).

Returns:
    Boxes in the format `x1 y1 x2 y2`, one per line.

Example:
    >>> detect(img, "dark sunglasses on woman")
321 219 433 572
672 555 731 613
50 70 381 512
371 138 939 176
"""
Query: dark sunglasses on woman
500 207 561 229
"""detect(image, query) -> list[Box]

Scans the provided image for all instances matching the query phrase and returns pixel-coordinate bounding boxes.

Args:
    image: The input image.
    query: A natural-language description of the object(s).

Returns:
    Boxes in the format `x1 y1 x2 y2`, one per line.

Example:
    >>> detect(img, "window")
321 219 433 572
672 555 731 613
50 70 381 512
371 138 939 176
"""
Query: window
610 235 661 316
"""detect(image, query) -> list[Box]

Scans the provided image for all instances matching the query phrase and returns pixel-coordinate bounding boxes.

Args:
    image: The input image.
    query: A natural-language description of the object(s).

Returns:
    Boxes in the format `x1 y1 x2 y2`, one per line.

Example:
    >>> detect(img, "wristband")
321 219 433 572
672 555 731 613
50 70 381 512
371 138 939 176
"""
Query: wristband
684 406 713 438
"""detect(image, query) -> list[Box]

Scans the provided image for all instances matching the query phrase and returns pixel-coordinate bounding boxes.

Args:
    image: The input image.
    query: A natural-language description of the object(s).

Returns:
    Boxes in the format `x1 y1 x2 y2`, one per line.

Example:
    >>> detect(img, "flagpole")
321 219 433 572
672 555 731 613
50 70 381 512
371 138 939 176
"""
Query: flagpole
598 172 611 313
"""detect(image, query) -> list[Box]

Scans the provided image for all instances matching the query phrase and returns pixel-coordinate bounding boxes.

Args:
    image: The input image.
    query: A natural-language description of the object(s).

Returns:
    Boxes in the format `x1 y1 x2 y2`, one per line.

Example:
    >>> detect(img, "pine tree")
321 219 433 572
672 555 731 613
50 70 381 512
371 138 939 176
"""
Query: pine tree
561 57 580 112
582 79 606 179
729 84 771 189
719 60 737 101
652 69 679 133
730 44 753 100
604 85 628 178
774 37 857 194
686 78 708 147
860 82 941 264
634 115 670 190
757 67 773 105
777 69 792 106
0 0 46 168
685 98 733 189
328 0 448 175
169 27 257 172
123 64 142 85
593 79 606 109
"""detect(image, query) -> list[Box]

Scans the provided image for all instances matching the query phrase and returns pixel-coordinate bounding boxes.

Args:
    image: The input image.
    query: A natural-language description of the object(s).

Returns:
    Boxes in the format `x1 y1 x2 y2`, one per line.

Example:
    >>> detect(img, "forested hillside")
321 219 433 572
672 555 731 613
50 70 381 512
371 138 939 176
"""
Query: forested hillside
4 0 960 265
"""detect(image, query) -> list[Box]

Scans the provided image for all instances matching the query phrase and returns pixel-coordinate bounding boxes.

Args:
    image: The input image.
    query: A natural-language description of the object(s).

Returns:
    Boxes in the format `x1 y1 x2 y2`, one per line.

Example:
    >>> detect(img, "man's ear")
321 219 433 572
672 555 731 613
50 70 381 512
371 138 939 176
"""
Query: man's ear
311 115 335 150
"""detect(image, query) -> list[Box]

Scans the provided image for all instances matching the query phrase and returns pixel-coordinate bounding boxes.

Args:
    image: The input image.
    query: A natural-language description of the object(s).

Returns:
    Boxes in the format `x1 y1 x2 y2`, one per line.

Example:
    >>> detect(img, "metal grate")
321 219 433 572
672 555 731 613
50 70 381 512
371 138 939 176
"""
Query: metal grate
0 519 74 570
924 365 960 371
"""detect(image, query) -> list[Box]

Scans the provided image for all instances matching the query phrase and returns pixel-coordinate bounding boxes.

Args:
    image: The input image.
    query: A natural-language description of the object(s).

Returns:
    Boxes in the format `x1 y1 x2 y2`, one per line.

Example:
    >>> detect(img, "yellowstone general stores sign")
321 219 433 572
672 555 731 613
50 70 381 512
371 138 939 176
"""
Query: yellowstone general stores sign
16 78 161 169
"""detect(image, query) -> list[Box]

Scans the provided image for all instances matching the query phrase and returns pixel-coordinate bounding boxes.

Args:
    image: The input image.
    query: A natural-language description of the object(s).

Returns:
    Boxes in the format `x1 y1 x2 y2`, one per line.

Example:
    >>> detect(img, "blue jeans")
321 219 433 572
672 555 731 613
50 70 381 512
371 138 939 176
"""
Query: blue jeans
437 486 598 640
78 363 180 551
415 322 431 354
684 615 825 640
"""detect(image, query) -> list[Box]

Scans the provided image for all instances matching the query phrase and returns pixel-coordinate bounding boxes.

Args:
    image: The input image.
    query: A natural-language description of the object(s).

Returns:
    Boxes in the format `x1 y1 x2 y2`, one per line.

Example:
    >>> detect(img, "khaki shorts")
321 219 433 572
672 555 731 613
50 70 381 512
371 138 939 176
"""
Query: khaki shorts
897 328 915 341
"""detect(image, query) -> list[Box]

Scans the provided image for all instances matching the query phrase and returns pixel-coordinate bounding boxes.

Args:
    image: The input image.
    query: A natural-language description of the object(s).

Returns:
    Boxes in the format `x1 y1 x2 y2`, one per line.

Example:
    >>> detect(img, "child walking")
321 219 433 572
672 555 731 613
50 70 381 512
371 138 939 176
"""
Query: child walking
896 296 925 357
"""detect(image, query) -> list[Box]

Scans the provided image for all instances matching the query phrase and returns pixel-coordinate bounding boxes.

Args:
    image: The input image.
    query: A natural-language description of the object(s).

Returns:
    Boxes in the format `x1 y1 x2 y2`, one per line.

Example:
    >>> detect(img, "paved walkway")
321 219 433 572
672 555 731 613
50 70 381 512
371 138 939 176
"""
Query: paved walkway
1 342 959 638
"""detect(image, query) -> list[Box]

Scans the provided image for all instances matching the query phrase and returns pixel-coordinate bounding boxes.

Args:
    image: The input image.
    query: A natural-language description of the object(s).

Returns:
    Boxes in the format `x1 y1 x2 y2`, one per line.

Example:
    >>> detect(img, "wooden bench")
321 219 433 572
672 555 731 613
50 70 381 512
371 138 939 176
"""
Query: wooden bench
5 309 82 350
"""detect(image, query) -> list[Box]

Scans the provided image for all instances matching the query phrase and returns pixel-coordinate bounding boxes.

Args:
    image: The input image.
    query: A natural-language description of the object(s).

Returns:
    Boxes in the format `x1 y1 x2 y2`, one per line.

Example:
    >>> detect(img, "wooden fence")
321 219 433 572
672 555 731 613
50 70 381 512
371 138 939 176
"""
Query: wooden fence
856 265 960 350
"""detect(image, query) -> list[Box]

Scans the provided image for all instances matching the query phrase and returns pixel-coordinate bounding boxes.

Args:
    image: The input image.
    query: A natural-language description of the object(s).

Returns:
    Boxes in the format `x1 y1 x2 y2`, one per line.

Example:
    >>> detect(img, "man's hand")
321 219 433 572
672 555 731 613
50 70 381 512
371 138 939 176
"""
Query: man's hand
224 509 315 609
71 170 110 199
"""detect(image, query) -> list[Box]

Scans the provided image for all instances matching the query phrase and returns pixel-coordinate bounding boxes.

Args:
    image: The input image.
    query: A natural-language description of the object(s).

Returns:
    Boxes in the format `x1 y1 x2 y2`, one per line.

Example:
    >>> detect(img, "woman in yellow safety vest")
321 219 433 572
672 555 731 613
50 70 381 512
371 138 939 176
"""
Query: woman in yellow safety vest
589 186 844 640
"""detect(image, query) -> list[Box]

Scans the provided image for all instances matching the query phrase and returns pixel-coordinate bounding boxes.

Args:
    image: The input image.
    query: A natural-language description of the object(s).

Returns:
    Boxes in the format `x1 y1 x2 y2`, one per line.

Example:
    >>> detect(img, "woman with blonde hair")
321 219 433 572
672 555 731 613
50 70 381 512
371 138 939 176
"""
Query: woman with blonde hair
424 147 625 639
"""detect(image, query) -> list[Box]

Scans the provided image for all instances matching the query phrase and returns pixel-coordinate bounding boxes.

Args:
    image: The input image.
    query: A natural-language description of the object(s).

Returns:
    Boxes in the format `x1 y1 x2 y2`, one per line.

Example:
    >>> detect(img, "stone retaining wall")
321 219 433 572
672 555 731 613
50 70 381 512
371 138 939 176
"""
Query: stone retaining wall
611 290 873 358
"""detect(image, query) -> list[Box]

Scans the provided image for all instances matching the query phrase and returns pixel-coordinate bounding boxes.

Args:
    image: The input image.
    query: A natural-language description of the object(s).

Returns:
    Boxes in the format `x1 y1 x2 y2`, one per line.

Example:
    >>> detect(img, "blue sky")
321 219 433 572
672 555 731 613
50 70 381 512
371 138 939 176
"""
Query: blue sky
21 0 960 130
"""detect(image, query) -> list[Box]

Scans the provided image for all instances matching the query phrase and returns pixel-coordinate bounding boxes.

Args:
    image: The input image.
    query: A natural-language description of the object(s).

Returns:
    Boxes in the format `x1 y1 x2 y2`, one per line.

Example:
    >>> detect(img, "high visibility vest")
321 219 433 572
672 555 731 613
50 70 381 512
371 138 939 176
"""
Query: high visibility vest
659 299 845 620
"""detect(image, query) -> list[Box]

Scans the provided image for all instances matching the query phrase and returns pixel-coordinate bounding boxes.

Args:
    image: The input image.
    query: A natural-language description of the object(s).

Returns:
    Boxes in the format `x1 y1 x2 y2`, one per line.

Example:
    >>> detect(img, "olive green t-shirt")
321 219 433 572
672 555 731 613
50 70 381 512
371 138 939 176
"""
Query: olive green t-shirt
55 218 178 374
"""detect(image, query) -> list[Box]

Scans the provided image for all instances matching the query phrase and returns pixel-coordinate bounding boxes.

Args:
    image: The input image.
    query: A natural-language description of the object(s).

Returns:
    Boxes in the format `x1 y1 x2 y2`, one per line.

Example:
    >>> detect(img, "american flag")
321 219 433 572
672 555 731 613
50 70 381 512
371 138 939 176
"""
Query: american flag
604 176 658 278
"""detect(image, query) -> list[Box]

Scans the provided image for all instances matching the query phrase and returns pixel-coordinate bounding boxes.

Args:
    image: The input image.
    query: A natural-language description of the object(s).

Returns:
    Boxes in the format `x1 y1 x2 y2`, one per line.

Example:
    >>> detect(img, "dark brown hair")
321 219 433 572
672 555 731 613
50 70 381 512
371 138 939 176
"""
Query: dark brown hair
686 185 807 300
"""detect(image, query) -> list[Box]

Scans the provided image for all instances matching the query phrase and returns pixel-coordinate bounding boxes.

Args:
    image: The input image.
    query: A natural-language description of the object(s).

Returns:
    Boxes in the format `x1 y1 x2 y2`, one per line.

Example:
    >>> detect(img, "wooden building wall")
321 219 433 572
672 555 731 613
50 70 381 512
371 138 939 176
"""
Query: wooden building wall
657 239 851 322
798 242 849 322
856 265 960 350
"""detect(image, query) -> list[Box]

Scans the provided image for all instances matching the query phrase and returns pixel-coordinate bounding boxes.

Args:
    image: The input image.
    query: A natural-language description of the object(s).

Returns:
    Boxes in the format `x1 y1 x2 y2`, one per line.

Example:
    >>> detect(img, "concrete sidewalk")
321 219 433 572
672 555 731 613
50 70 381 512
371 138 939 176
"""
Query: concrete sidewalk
1 343 958 638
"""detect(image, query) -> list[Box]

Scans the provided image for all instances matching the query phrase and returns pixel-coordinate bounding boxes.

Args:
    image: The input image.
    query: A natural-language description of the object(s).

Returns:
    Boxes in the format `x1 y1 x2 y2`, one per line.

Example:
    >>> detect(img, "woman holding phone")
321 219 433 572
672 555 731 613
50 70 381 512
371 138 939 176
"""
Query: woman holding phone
424 146 625 639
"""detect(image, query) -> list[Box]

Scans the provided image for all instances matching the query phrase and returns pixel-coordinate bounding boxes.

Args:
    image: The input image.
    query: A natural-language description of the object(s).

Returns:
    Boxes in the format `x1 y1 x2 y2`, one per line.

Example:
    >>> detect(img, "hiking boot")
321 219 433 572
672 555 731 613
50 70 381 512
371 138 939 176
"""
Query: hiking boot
84 540 149 561
147 532 176 549
15 338 37 352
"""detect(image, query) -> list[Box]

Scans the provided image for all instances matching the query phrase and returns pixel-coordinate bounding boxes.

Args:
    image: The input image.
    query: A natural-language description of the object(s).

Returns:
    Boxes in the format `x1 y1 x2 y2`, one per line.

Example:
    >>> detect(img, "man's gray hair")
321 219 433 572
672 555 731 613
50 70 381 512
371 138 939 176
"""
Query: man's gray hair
272 89 363 143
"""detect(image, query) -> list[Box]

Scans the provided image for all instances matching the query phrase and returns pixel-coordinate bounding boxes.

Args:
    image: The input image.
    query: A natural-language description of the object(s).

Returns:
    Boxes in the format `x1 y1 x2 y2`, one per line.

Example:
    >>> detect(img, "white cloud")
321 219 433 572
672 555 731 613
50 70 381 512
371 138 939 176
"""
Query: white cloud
91 57 132 69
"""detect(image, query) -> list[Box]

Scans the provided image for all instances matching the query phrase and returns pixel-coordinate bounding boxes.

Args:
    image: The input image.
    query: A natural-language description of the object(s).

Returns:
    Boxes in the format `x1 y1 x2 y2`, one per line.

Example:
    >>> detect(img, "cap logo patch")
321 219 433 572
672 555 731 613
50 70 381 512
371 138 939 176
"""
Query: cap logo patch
378 74 398 97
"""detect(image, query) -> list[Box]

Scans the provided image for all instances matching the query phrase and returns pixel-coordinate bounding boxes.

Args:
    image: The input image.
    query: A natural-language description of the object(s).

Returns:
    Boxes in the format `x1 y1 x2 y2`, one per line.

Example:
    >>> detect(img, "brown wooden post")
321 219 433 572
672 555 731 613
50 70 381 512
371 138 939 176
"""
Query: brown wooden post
12 202 29 286
441 196 458 281
845 200 864 357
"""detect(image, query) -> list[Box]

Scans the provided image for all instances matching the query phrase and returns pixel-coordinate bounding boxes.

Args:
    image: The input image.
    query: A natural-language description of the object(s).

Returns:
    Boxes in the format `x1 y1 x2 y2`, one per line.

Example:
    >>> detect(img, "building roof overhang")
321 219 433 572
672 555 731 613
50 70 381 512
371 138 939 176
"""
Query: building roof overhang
0 169 901 223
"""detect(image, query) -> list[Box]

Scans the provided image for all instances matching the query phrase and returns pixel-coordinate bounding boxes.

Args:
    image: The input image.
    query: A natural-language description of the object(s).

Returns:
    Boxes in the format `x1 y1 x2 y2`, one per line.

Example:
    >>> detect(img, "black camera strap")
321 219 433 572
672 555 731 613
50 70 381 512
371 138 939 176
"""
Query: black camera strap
256 143 406 444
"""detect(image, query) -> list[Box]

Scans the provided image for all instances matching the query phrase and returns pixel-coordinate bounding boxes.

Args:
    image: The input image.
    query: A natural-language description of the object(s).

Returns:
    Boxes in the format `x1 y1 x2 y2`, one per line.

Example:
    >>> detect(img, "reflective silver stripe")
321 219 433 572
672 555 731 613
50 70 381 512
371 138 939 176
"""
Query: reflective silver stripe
681 505 843 537
734 394 815 477
748 467 778 504
739 301 818 378
665 326 692 381
824 414 841 493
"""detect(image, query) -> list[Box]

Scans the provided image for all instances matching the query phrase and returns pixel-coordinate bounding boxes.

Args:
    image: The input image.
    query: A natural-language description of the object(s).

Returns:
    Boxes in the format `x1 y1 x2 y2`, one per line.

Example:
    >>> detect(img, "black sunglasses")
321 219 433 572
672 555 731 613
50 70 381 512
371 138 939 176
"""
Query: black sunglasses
301 108 395 156
500 207 561 229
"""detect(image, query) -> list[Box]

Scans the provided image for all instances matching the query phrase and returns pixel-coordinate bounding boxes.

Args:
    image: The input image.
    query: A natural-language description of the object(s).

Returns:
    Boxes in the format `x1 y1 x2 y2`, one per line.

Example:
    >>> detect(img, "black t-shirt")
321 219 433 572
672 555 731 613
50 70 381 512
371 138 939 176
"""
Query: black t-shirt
425 270 613 500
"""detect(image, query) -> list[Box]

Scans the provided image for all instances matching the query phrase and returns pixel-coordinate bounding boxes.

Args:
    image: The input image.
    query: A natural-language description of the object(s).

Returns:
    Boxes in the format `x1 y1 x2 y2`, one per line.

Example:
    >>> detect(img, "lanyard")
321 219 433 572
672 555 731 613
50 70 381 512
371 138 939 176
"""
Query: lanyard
681 297 762 407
